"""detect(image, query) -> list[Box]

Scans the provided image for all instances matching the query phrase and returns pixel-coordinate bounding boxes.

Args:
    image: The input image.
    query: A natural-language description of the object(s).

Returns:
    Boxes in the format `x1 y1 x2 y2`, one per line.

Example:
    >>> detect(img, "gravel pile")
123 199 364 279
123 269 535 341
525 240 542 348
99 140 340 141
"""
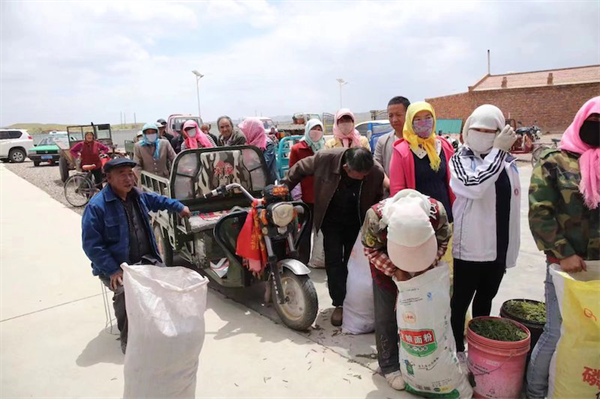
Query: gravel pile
4 160 85 215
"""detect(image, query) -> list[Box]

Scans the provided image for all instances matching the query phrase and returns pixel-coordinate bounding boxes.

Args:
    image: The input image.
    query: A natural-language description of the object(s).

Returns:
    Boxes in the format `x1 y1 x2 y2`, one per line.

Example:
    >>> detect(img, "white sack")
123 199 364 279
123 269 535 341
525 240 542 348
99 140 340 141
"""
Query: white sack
342 237 375 334
123 264 208 398
395 264 472 398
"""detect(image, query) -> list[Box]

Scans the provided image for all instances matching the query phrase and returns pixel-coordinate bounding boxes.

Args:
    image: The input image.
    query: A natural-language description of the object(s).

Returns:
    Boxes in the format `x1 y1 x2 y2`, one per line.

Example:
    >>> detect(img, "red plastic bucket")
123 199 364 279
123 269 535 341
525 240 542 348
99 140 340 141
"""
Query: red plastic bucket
467 317 531 399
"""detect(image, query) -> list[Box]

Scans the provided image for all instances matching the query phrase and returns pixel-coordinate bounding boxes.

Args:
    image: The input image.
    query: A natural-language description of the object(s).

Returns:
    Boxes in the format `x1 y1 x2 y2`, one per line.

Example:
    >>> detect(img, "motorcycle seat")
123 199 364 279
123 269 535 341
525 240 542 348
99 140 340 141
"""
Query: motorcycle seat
188 209 249 233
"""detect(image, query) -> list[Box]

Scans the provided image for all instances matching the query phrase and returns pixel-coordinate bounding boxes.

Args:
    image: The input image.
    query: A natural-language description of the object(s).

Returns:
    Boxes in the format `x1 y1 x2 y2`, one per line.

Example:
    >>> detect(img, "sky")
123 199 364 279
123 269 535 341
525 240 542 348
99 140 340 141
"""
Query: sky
1 0 599 126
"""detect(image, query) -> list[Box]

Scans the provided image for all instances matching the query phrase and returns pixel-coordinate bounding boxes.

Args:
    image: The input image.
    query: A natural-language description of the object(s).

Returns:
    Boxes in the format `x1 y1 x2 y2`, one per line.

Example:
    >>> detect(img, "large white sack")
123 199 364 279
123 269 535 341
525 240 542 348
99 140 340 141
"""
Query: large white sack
395 264 472 398
342 237 375 334
308 231 325 269
123 264 208 399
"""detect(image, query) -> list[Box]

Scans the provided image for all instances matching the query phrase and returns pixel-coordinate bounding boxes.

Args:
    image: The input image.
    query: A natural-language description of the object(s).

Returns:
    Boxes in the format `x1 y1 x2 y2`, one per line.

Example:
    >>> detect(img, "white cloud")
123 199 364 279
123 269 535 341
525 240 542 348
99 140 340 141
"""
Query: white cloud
1 0 598 126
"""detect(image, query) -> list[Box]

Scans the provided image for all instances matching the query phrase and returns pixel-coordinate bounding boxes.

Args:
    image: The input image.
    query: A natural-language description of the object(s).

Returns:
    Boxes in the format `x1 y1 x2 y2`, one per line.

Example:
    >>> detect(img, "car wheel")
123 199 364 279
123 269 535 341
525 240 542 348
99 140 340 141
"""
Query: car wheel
9 148 26 163
33 161 41 167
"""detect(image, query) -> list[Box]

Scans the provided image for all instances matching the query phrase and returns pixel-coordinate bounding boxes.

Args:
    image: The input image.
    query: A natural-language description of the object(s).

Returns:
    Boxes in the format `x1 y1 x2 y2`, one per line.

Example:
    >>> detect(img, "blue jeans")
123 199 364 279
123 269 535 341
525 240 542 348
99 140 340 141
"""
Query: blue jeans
526 264 562 399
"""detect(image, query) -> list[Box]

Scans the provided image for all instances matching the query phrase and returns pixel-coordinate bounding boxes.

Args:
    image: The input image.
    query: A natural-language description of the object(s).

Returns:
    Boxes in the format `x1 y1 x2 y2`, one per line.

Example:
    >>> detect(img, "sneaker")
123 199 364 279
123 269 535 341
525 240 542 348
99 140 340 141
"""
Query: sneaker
385 371 406 391
331 307 343 326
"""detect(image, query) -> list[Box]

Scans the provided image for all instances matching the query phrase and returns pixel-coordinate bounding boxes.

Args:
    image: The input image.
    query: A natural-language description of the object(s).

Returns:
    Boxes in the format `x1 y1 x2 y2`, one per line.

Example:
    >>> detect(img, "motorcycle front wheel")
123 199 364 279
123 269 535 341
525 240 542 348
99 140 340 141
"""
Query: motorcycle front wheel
272 269 318 331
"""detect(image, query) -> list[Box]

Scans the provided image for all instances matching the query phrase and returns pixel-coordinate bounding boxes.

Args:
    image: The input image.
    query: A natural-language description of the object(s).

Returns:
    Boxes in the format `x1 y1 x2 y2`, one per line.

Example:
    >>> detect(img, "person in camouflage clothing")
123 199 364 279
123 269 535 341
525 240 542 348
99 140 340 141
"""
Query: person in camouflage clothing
527 96 600 399
361 189 451 391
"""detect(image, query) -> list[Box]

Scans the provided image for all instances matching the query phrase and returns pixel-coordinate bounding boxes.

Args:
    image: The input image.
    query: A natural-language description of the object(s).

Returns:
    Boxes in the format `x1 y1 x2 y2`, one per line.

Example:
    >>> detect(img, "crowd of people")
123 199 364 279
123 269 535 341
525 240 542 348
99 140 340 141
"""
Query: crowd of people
79 95 599 397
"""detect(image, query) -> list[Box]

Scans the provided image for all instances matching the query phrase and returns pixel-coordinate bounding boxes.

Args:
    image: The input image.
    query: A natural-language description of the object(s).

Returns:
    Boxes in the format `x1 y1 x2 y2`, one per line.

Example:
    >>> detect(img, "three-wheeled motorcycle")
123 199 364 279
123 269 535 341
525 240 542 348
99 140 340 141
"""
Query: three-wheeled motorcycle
141 146 318 331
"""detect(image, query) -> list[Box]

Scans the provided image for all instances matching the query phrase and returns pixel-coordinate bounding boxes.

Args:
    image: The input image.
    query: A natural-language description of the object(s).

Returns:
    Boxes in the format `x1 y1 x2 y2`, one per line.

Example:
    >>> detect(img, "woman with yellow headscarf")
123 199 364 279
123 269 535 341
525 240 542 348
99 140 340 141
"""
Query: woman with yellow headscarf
388 101 456 223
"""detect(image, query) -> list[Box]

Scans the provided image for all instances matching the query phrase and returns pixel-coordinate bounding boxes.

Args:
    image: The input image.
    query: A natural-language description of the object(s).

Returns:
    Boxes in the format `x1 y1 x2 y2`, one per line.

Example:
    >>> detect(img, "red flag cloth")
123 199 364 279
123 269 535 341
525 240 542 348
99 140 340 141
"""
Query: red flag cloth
236 199 267 273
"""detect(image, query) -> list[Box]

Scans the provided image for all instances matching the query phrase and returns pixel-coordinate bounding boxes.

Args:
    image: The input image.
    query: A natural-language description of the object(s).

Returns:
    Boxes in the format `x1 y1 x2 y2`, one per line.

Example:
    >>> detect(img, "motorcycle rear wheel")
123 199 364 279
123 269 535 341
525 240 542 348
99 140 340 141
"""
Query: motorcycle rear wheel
272 269 318 331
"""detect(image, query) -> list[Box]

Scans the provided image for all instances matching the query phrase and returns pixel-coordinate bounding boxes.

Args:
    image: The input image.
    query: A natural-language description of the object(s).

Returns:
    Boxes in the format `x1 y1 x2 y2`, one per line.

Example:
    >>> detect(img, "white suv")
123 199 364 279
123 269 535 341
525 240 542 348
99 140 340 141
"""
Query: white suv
0 129 34 163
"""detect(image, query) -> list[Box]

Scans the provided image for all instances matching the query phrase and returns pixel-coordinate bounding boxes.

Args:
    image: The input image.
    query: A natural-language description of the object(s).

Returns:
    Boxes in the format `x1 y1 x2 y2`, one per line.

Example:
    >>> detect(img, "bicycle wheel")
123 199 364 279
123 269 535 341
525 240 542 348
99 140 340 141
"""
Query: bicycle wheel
64 174 95 207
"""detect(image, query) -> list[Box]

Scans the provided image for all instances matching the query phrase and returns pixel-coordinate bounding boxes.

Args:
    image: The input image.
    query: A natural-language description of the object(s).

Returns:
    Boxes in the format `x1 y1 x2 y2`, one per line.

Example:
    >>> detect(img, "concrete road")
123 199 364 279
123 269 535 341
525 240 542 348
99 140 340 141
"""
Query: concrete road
0 164 413 398
0 162 544 398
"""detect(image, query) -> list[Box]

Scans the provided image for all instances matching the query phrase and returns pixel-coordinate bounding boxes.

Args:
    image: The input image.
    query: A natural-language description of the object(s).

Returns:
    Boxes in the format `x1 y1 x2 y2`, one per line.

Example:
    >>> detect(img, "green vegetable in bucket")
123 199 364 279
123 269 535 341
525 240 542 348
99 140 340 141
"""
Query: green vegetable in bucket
504 300 546 324
470 318 528 342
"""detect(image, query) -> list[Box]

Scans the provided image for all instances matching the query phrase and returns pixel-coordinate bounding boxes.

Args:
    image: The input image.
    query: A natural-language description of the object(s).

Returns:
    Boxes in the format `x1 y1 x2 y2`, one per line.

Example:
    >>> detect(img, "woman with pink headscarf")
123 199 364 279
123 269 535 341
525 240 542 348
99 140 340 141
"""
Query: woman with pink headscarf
238 117 279 183
180 120 214 151
325 108 370 150
527 96 600 399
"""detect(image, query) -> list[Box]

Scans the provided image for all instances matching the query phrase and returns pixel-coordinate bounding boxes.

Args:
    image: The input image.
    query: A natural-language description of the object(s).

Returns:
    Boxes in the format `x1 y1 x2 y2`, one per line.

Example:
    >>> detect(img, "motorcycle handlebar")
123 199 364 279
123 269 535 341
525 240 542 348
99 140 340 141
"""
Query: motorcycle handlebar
203 183 256 202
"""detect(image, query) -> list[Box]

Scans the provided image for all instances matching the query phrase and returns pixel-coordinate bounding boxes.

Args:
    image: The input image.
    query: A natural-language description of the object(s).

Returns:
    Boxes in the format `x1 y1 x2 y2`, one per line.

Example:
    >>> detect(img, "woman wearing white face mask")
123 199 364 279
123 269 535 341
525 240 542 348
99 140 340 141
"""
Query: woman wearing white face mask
325 109 371 150
448 104 520 356
289 119 326 264
133 122 176 181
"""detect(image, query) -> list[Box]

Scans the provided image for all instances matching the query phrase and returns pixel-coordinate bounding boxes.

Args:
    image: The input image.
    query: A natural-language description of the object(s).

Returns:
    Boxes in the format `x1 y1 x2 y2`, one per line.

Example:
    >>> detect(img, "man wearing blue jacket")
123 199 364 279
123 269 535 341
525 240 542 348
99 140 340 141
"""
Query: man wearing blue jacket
82 158 190 353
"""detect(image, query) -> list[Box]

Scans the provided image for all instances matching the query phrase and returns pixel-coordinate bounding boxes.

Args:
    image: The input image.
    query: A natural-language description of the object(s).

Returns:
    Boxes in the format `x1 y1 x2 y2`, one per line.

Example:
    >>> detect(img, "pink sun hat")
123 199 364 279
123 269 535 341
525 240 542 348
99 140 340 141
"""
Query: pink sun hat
386 198 437 273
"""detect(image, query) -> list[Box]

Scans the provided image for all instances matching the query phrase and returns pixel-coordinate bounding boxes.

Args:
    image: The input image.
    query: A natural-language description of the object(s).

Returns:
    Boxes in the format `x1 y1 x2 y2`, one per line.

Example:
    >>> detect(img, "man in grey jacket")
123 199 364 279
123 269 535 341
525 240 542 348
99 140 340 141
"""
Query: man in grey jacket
374 96 410 177
217 115 247 146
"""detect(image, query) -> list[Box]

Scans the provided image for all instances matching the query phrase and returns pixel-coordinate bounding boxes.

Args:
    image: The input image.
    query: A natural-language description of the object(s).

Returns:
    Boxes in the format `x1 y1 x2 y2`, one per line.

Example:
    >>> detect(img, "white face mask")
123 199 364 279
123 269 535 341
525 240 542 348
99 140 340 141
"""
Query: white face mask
186 128 197 138
145 133 158 143
309 129 323 142
467 130 496 154
338 122 354 136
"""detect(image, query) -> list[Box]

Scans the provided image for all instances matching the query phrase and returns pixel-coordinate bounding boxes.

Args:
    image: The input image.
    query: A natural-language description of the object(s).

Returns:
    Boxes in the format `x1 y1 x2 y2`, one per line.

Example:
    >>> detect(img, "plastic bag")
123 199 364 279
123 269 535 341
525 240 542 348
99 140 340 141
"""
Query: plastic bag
308 231 325 269
122 264 208 399
342 237 375 334
548 261 600 399
395 264 472 398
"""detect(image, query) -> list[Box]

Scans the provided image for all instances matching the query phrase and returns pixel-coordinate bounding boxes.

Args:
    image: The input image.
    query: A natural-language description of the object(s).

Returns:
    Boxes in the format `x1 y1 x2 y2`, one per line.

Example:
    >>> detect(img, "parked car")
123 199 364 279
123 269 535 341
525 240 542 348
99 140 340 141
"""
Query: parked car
28 134 68 166
355 120 393 152
0 129 34 163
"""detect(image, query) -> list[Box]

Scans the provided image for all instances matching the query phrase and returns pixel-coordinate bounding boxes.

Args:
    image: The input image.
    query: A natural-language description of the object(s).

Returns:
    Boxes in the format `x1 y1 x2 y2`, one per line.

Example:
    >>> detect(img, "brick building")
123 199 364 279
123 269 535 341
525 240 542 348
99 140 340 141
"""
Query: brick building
425 65 600 133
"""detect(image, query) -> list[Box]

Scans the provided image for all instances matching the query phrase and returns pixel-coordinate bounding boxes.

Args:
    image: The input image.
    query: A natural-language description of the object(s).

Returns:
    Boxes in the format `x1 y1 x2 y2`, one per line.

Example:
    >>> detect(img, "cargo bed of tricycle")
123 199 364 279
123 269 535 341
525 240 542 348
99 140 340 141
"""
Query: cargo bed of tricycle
141 145 274 287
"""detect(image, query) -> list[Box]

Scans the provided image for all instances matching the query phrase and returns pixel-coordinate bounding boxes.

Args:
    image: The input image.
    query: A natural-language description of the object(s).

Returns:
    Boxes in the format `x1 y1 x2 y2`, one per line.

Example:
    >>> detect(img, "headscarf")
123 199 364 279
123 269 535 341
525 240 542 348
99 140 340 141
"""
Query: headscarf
560 96 600 209
302 119 325 153
182 120 213 149
403 101 440 171
140 122 161 160
238 118 267 150
462 104 505 156
333 108 362 148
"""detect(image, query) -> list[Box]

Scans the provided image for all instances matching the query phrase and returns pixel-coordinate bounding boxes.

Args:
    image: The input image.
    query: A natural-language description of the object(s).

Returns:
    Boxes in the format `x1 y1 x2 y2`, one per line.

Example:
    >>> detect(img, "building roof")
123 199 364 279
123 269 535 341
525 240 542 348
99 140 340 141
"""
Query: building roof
469 64 600 92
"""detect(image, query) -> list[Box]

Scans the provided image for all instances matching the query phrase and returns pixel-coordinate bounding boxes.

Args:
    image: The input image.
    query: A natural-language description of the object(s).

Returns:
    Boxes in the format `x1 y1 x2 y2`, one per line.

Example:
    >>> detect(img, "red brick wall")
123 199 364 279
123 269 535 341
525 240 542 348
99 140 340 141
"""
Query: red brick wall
426 83 600 133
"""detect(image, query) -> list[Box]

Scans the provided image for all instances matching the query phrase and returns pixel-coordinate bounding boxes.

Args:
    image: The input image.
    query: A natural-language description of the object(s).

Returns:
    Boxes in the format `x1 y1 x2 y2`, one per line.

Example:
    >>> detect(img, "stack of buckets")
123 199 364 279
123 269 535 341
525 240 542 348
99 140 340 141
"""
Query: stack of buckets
467 316 531 398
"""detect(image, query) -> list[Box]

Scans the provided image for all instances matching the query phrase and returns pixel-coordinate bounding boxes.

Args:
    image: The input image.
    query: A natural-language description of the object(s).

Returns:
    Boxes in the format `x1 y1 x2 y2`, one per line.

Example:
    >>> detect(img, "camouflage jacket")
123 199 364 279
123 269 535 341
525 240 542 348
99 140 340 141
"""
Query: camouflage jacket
529 149 600 261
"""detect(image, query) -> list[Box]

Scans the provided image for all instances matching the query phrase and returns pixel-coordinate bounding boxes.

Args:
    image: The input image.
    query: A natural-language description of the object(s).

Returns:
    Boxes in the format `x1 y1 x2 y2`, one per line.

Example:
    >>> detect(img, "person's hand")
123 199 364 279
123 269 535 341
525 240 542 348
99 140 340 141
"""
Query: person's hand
179 206 191 218
393 268 411 282
110 270 124 290
433 245 447 266
493 125 517 152
559 254 587 273
383 176 390 190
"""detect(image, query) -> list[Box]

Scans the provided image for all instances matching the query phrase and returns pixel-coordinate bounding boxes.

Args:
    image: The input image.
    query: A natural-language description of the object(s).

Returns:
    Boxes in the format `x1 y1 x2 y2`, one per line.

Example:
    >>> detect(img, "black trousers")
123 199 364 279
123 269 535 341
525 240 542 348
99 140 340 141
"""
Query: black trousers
91 168 103 189
373 279 400 374
297 203 314 265
99 274 128 345
450 258 506 352
321 221 361 307
98 256 164 345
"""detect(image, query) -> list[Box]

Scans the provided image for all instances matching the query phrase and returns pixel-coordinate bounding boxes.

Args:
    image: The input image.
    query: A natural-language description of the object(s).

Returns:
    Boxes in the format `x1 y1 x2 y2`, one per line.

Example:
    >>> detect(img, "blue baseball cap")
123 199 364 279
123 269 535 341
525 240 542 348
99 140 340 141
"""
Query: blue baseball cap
103 158 137 173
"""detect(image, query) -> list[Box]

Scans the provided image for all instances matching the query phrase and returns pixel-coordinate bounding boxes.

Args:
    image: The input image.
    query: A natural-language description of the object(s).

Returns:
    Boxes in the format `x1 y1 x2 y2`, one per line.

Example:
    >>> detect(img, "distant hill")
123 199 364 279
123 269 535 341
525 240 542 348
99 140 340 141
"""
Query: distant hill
6 123 145 134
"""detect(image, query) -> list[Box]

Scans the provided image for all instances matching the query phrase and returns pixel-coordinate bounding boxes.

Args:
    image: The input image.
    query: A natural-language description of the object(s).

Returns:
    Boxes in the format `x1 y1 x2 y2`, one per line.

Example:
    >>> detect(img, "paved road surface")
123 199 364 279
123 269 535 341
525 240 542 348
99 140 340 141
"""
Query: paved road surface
0 162 544 398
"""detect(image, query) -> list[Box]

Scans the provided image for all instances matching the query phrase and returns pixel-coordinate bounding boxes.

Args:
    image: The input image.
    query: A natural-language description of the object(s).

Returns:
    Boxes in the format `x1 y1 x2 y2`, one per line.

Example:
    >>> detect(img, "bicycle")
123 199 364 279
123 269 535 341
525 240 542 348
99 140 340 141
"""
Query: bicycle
530 138 560 168
63 151 125 207
63 164 101 207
